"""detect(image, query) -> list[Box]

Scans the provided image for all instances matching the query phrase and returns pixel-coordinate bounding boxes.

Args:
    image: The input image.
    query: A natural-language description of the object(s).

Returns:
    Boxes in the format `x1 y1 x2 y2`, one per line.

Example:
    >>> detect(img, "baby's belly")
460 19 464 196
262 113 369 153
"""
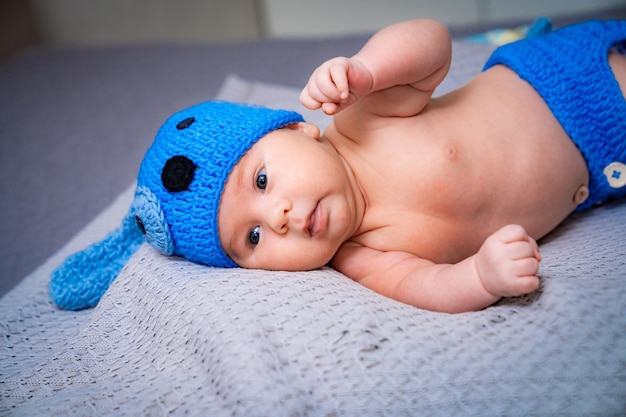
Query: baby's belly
468 67 589 236
405 67 589 260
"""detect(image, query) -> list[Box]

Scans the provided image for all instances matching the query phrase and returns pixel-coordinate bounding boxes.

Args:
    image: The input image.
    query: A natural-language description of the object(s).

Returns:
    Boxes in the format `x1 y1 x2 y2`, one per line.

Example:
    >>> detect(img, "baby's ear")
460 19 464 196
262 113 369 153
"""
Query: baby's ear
286 122 320 140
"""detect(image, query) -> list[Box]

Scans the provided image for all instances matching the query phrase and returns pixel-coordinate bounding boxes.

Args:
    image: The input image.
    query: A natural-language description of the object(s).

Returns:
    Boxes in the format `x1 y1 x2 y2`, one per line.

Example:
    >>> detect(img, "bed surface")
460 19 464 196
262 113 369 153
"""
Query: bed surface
1 9 626 416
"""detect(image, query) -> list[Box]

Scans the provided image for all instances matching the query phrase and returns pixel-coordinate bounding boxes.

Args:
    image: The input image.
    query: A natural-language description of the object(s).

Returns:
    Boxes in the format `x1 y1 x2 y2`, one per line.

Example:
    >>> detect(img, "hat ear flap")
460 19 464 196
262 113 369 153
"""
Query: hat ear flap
49 209 144 310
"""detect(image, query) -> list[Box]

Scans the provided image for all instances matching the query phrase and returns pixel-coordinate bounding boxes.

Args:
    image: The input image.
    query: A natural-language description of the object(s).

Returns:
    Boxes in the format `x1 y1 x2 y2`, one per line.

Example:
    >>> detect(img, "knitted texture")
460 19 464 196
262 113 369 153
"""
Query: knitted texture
484 20 626 210
133 101 304 268
49 210 144 310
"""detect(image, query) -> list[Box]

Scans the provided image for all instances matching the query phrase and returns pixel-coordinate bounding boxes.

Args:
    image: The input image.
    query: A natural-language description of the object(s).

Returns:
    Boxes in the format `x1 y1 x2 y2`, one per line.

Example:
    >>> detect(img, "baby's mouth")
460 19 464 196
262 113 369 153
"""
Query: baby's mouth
307 201 322 237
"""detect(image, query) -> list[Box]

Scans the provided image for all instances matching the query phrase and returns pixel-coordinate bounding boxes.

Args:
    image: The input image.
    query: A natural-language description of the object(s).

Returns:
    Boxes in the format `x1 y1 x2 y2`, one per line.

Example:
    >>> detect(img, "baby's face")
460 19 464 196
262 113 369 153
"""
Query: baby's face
218 123 361 271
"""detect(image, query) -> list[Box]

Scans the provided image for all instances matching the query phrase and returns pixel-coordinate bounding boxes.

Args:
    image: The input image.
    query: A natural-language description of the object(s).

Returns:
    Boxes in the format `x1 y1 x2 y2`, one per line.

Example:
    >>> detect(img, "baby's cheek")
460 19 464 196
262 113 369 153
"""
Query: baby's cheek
246 241 324 272
277 242 336 271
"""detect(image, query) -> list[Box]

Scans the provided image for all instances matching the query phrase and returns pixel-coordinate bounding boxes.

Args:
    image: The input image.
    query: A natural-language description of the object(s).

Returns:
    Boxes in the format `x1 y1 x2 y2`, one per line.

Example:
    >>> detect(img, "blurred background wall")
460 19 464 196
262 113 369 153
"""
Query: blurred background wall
2 0 625 61
260 0 625 37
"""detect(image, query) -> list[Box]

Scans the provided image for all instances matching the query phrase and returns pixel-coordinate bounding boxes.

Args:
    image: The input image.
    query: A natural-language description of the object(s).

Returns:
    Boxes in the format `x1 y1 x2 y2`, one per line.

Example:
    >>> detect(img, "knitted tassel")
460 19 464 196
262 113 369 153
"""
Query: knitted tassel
49 209 144 310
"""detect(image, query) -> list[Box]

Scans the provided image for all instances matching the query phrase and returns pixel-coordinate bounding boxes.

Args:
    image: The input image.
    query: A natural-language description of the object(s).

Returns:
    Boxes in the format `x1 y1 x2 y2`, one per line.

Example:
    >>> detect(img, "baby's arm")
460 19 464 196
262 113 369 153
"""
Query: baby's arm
334 225 541 313
300 19 452 116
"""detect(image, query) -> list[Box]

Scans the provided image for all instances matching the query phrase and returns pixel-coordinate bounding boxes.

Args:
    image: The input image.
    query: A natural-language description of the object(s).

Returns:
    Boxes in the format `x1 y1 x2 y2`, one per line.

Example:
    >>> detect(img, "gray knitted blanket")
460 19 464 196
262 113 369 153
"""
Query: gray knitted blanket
2 43 625 416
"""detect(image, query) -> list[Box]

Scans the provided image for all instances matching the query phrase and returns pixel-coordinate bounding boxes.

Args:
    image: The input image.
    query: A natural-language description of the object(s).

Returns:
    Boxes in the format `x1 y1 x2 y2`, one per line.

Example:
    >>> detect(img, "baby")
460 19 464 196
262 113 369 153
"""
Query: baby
218 19 626 312
51 19 626 312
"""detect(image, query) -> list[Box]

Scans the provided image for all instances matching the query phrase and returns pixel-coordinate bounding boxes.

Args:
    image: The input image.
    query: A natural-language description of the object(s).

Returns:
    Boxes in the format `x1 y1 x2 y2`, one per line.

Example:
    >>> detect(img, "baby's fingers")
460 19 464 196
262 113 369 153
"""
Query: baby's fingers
299 87 323 110
309 67 346 104
300 75 340 111
304 59 351 100
507 274 540 297
328 64 350 102
506 240 541 263
321 102 341 115
300 81 343 115
506 242 541 296
497 224 541 261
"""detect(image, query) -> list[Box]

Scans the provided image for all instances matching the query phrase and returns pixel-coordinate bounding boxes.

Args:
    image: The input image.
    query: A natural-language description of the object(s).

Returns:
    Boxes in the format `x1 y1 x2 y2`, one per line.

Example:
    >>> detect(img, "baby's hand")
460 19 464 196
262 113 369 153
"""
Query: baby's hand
300 57 373 115
475 225 541 298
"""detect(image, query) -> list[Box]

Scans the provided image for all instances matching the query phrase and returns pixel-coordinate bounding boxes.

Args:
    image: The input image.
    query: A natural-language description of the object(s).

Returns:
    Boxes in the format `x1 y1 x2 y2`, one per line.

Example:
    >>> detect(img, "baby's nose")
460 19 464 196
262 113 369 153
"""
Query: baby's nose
268 198 291 234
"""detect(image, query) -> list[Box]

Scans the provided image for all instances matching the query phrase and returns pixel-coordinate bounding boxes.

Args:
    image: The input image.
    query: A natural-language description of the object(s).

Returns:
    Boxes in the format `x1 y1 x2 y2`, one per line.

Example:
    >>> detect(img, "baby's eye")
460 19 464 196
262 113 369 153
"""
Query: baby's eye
248 226 261 246
256 169 267 190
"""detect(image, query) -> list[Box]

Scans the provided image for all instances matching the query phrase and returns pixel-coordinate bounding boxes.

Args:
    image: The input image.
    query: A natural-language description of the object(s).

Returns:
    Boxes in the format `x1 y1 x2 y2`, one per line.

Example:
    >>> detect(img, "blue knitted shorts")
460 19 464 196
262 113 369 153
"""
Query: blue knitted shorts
483 20 626 211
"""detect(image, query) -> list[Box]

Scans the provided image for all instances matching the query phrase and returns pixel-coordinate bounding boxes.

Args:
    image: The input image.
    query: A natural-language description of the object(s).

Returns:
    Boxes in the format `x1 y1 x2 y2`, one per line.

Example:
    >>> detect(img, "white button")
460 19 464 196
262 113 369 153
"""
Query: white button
604 162 626 188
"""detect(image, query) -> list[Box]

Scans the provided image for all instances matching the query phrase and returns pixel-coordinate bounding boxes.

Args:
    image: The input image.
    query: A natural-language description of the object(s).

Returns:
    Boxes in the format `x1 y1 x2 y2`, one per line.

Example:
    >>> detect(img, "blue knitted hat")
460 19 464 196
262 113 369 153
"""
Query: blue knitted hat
50 101 304 310
133 101 304 267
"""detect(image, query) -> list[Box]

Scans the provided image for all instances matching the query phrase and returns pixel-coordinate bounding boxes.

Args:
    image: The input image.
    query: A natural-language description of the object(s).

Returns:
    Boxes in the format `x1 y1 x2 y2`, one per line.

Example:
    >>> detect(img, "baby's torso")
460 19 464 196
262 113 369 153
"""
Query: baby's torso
326 65 589 263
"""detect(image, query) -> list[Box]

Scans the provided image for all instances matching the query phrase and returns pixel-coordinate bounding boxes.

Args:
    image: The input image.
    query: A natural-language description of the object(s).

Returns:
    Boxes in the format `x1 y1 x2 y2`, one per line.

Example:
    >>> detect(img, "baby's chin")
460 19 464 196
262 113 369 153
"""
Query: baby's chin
238 252 334 272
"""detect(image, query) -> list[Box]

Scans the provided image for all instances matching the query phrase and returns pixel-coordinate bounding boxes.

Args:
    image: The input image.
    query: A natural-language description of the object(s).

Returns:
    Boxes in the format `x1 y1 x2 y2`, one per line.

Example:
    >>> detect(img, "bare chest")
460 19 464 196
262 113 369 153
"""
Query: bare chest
335 67 589 262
